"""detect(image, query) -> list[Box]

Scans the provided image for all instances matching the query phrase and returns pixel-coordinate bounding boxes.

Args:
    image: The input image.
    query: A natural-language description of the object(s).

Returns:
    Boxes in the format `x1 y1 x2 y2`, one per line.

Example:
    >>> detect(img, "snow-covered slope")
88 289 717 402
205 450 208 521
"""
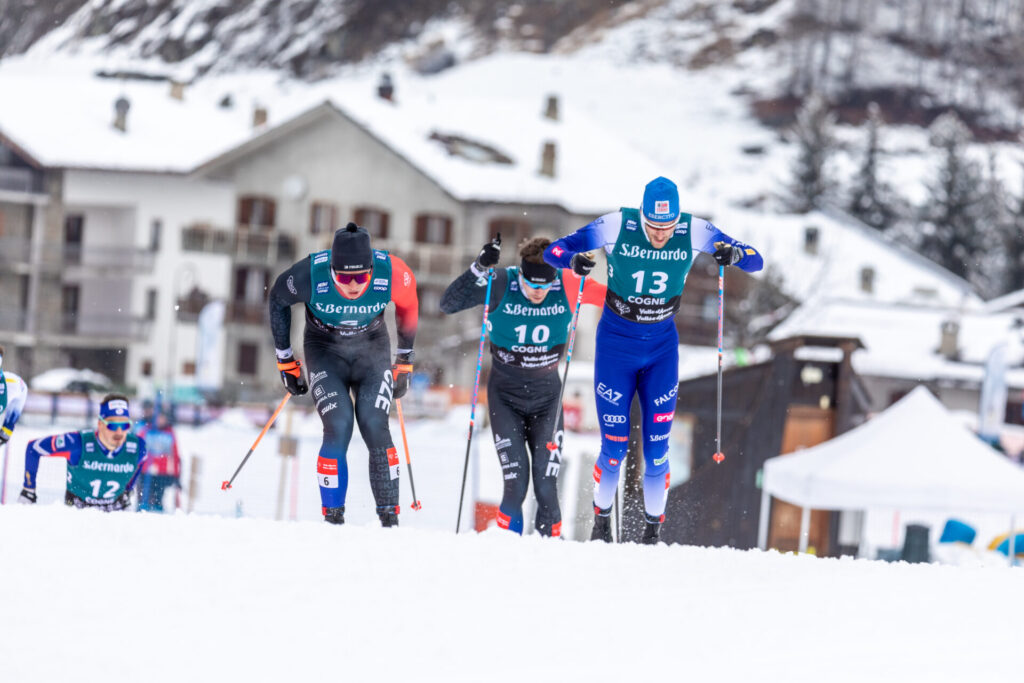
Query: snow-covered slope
1 504 1021 683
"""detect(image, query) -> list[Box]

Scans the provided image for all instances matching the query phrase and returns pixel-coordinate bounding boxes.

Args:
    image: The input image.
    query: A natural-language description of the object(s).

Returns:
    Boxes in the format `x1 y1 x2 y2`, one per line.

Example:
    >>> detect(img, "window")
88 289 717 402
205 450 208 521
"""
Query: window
64 214 84 264
182 361 196 376
488 218 531 246
237 196 276 230
141 359 153 377
61 285 79 333
860 266 875 294
237 342 258 376
150 219 162 251
414 214 452 244
310 202 338 235
145 289 158 321
354 207 390 239
804 226 819 255
19 274 29 312
701 294 718 322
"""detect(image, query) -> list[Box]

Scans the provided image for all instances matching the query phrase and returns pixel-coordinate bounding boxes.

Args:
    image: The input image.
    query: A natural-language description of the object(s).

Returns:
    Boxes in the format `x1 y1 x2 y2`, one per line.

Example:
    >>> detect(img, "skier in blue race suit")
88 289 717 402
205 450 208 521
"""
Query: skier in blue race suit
544 176 763 544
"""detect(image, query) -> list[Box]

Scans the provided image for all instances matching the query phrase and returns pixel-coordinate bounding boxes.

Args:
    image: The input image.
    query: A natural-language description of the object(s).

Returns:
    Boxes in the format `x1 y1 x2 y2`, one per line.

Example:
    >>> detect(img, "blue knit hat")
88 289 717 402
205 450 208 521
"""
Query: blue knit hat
642 176 680 224
100 397 131 420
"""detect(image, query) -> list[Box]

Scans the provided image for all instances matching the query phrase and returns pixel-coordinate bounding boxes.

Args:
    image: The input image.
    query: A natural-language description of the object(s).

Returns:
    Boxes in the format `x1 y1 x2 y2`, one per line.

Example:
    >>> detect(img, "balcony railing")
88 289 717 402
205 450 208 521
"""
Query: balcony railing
182 225 296 264
42 313 151 341
0 237 153 271
0 166 37 194
227 300 268 325
0 236 32 265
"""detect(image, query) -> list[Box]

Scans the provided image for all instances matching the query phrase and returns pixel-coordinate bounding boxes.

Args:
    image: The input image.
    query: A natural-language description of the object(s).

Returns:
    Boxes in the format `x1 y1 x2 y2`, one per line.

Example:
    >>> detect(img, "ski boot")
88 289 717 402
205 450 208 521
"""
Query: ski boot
641 513 663 545
590 506 613 543
378 506 399 528
324 506 345 525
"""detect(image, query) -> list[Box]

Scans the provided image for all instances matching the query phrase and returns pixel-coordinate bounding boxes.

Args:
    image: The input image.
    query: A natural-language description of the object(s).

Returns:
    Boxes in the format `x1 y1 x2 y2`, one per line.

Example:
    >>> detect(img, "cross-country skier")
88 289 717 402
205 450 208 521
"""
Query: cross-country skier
441 237 605 536
0 345 28 450
268 222 418 527
544 176 763 544
134 408 182 512
18 394 147 510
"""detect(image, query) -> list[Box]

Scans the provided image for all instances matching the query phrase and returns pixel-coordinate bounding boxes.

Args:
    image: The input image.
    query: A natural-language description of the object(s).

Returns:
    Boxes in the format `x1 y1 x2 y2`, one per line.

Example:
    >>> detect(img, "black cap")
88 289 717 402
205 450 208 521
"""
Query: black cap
520 258 556 285
331 222 372 272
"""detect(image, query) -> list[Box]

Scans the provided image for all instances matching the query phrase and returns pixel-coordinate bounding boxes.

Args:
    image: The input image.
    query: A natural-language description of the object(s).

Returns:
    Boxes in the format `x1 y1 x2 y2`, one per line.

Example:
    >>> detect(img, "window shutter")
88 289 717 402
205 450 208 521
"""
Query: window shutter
415 215 427 242
444 217 453 245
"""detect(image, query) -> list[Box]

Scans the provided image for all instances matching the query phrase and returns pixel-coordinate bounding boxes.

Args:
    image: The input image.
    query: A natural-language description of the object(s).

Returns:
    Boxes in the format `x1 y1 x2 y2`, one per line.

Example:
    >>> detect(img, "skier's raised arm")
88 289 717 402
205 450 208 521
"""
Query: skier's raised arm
20 432 82 501
543 211 622 274
440 239 508 314
691 218 764 272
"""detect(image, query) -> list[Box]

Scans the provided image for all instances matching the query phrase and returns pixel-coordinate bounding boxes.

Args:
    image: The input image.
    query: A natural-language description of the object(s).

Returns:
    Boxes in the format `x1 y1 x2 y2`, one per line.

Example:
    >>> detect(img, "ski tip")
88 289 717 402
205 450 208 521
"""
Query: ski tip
220 480 231 490
712 452 725 464
545 442 558 452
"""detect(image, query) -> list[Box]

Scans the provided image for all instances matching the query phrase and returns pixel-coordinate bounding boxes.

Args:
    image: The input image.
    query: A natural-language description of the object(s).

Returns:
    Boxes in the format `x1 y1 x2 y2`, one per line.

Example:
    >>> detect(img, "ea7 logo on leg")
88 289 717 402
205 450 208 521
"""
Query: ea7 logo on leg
653 411 674 424
375 369 394 412
596 383 623 406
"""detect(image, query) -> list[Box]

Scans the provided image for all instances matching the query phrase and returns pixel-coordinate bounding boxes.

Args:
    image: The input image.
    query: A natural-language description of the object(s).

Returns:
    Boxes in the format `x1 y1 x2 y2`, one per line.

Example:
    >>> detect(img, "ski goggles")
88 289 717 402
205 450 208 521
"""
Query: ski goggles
519 274 554 290
101 418 133 432
331 269 371 285
642 216 679 232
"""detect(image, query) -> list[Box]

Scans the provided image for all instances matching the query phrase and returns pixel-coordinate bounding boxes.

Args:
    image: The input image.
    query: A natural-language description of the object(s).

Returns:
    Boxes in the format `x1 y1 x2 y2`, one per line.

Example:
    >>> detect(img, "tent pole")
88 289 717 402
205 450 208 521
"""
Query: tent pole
757 489 770 550
798 507 810 553
1010 515 1017 568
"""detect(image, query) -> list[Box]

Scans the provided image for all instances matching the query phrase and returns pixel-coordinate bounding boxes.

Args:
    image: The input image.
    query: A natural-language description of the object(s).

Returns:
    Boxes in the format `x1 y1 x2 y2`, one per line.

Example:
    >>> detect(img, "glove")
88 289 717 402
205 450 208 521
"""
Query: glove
392 352 414 400
570 252 596 277
712 241 742 267
0 426 11 445
474 234 501 270
18 488 36 504
277 355 309 396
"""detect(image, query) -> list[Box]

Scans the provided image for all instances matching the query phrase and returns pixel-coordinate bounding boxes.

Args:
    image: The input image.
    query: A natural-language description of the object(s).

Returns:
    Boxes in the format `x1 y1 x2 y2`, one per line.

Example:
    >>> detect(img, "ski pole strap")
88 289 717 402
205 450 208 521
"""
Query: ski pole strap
277 359 302 377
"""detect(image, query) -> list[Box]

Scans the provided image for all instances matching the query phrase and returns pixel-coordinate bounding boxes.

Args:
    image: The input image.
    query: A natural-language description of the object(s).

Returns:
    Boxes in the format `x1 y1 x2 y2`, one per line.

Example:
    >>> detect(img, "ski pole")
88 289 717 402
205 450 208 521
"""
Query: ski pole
221 393 292 490
0 443 9 505
395 398 422 510
546 272 587 453
713 264 725 464
456 266 495 533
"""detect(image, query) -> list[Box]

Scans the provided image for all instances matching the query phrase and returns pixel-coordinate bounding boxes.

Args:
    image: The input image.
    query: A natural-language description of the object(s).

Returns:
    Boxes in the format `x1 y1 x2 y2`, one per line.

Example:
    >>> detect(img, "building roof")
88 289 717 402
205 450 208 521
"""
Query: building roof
771 297 1024 387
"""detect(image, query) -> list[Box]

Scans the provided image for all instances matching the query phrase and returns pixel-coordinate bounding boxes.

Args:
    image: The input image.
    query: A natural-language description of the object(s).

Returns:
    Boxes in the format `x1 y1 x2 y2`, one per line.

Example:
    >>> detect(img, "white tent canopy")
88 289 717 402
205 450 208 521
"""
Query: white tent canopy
760 386 1024 553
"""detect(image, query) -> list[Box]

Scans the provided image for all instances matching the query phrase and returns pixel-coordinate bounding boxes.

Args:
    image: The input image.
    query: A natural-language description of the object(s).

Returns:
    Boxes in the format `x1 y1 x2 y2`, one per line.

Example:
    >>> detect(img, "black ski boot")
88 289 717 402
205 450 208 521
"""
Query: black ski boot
378 506 399 528
641 514 663 545
324 506 345 525
590 506 613 543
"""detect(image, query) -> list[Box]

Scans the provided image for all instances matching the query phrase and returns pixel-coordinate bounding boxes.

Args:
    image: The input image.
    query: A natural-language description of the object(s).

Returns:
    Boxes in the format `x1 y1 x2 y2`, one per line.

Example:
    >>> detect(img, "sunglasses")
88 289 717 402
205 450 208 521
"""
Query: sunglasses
643 220 679 232
332 270 370 285
520 275 553 290
101 419 132 432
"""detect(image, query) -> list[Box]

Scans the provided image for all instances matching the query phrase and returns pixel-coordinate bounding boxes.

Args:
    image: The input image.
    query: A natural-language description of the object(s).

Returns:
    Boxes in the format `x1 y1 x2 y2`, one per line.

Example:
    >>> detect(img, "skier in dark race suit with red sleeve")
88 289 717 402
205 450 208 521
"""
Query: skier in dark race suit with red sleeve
268 223 419 527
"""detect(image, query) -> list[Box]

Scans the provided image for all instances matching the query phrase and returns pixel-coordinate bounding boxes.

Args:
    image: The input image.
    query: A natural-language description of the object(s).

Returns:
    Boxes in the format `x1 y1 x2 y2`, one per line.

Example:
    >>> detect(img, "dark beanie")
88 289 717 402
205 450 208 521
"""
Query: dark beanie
520 258 557 284
331 222 372 272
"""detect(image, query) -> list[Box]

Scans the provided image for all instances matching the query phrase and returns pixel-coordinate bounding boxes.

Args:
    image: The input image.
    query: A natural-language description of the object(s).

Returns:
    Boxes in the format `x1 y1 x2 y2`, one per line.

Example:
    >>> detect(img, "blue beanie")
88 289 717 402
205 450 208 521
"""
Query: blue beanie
642 176 680 224
100 397 131 420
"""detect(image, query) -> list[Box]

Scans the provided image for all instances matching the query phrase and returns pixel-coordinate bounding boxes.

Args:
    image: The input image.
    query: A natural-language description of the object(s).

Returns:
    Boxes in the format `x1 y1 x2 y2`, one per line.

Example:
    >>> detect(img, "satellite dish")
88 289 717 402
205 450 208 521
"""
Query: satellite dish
282 174 308 201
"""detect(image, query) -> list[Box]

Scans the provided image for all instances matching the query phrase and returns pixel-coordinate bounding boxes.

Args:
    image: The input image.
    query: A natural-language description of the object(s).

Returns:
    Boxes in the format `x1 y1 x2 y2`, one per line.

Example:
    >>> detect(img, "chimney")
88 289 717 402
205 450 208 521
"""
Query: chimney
113 96 130 133
252 105 268 128
169 80 185 101
544 94 559 121
938 319 960 360
377 72 394 102
540 141 556 178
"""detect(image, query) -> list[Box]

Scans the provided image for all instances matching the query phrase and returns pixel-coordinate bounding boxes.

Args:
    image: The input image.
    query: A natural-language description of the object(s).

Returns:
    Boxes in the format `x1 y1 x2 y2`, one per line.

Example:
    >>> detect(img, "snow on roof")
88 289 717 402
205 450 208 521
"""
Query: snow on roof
771 297 1024 387
0 55 265 173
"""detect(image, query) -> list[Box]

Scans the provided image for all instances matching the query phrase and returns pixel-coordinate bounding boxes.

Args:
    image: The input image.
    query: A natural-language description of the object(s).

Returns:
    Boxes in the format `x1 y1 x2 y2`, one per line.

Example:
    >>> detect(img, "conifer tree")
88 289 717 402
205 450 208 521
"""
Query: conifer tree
788 92 837 213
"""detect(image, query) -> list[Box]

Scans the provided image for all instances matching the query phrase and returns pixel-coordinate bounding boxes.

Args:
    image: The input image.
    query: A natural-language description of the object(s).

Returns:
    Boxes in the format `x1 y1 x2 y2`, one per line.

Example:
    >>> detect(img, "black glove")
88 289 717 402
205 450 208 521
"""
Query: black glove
0 426 11 445
475 234 501 270
276 355 309 396
570 252 596 277
712 241 742 267
392 352 414 400
18 488 36 504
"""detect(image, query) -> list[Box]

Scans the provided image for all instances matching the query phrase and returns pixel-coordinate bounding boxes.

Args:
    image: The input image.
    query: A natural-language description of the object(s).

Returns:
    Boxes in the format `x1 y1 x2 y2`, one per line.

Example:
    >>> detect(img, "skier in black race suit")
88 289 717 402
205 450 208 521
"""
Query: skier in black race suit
268 223 418 527
441 237 605 536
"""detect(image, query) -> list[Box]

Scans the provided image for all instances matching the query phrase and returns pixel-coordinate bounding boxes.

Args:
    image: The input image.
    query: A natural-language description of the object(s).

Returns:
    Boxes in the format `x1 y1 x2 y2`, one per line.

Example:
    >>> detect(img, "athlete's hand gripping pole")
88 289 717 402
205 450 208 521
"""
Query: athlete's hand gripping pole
713 265 725 464
456 234 499 533
221 393 292 490
395 399 422 510
546 270 588 454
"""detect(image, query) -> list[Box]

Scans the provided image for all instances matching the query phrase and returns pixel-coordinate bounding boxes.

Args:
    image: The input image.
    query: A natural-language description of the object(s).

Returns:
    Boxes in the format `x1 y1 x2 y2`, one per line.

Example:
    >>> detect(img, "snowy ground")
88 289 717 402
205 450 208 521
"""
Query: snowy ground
1 504 1022 683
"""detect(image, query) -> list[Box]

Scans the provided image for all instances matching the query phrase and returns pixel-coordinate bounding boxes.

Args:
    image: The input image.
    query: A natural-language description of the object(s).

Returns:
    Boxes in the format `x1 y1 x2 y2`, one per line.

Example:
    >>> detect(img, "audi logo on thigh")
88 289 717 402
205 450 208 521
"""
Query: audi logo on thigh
603 414 627 425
